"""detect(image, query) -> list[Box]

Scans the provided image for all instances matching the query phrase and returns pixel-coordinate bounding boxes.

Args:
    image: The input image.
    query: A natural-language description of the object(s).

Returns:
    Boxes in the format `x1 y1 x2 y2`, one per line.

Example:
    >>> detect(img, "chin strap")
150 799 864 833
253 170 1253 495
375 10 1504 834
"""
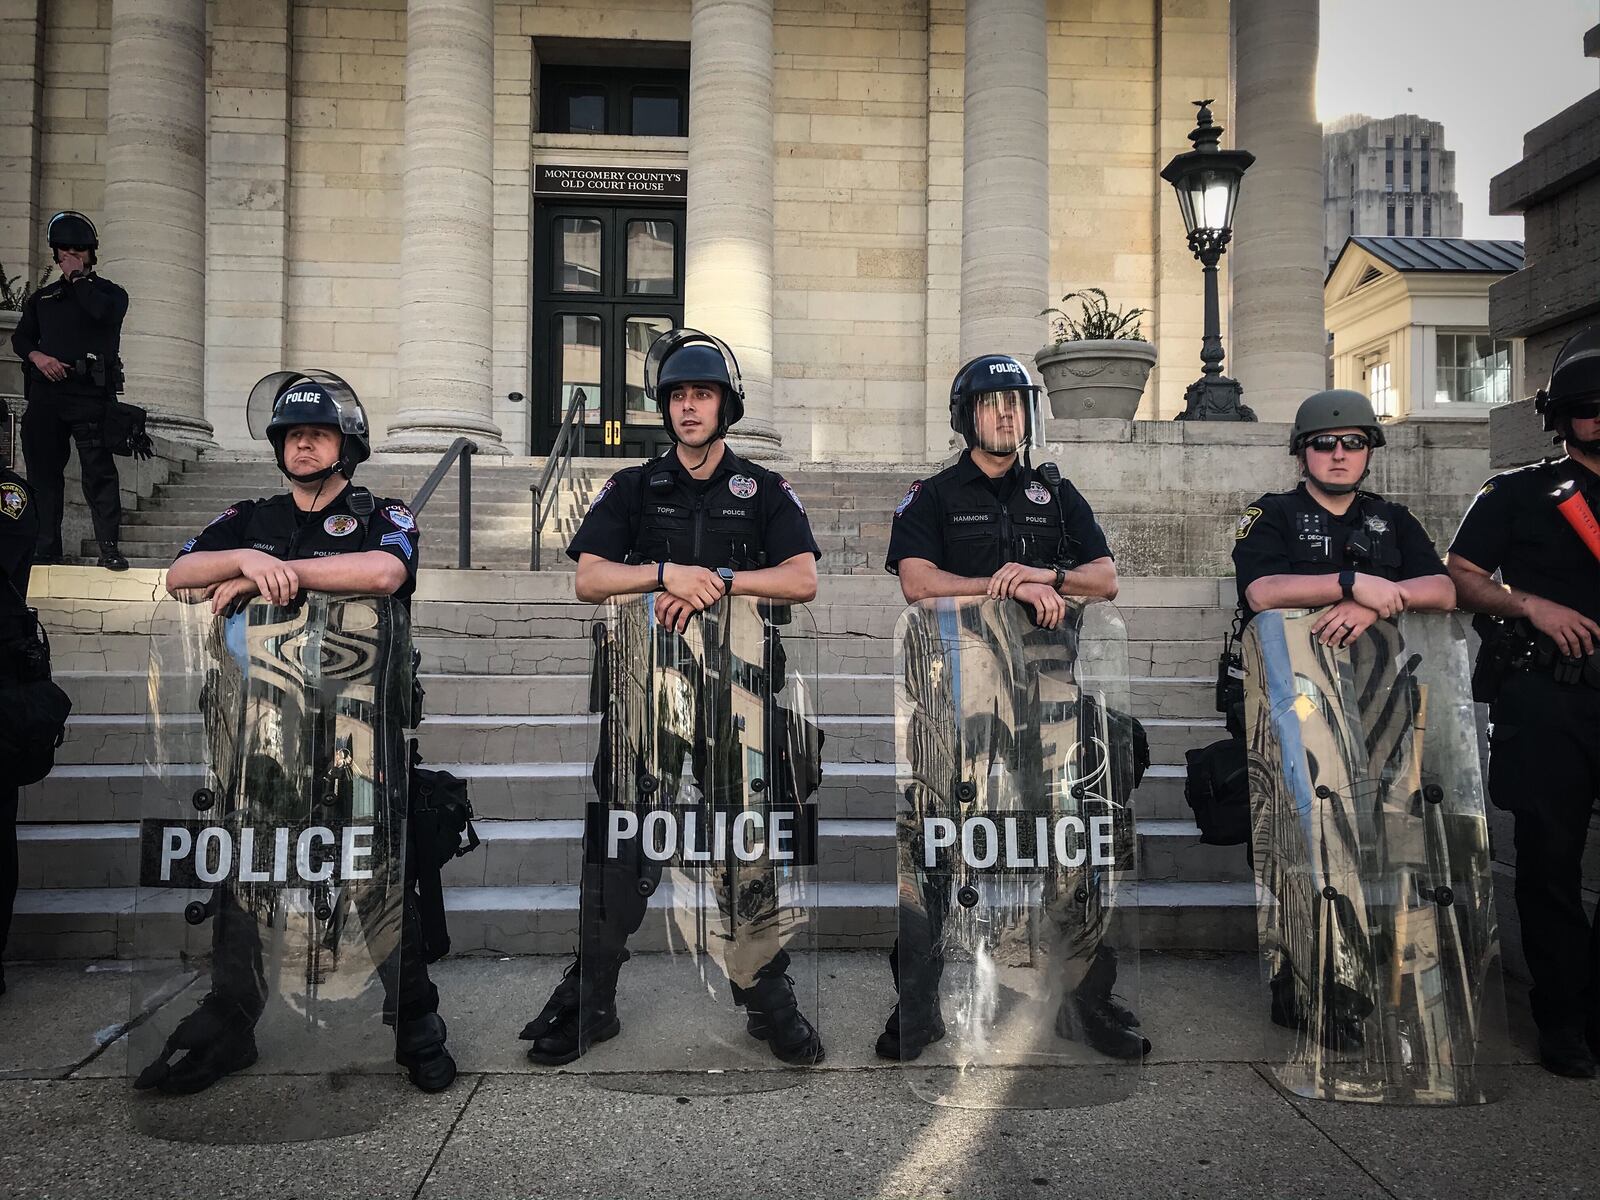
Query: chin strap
275 434 354 484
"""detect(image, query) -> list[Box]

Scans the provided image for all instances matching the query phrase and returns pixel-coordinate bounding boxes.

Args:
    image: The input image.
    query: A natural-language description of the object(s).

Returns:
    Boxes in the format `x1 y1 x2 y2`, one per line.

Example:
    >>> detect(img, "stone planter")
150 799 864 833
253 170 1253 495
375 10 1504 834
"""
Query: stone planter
1035 338 1157 420
0 310 20 402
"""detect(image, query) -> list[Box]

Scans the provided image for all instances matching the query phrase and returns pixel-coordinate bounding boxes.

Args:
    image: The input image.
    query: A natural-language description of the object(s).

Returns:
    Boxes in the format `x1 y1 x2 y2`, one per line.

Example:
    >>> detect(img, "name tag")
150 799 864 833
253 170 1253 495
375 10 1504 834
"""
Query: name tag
949 513 993 526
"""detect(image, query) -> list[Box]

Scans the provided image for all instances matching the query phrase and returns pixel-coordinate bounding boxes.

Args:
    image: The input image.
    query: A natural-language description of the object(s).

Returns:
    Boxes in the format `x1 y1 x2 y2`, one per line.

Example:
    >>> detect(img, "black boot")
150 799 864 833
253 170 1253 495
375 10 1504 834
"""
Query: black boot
518 953 583 1043
527 954 626 1066
1269 966 1365 1052
1539 1028 1598 1080
738 958 825 1066
96 542 128 572
133 993 260 1095
874 944 944 1061
1058 944 1150 1060
395 1013 457 1092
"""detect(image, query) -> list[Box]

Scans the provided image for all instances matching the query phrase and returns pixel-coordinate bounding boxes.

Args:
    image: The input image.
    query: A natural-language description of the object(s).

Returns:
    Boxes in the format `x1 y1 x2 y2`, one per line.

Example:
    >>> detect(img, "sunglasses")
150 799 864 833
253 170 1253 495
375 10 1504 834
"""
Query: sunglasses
1563 401 1600 420
1306 433 1371 454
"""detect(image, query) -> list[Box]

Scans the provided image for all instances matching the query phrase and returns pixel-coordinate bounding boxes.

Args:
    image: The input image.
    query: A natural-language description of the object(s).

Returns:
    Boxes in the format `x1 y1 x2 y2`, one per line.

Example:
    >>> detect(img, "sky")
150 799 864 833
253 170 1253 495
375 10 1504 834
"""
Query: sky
1317 0 1600 238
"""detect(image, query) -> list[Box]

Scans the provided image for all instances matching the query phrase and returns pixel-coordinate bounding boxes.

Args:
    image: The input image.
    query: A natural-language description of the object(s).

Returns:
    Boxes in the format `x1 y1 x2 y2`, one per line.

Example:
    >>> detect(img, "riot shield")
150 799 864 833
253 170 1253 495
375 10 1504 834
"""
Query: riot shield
894 597 1141 1109
129 594 413 1141
572 594 821 1090
1243 609 1510 1105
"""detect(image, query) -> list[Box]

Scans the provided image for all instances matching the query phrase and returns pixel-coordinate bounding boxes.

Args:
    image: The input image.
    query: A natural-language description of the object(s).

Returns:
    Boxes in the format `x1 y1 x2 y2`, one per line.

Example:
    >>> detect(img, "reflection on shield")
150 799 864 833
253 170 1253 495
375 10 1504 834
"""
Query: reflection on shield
893 597 1141 1109
573 596 821 1089
129 596 413 1142
1243 609 1511 1105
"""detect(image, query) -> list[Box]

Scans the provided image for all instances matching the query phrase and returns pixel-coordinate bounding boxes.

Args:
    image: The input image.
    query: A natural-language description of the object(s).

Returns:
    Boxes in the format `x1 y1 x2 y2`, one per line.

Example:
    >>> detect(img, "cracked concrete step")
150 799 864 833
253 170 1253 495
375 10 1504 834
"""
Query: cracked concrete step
16 817 1251 892
5 879 1258 960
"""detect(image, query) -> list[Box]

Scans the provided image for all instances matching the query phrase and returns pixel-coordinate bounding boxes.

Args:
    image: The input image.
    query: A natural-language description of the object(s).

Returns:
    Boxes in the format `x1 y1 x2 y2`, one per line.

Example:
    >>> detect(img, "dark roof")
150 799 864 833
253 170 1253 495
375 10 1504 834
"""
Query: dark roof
1345 236 1525 274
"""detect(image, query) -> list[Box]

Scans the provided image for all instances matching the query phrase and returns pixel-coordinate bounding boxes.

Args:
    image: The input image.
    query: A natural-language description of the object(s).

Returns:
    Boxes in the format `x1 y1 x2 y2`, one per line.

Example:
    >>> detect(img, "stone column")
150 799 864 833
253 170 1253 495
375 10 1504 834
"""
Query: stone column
1230 0 1326 422
0 0 45 285
101 0 212 443
386 0 505 453
959 0 1048 364
684 0 779 453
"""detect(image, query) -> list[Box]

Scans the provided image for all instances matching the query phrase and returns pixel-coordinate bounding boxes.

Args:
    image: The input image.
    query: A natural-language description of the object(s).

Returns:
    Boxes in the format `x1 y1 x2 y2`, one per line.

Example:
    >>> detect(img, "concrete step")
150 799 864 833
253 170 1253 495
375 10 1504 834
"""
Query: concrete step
17 817 1250 892
20 759 1203 826
5 878 1258 960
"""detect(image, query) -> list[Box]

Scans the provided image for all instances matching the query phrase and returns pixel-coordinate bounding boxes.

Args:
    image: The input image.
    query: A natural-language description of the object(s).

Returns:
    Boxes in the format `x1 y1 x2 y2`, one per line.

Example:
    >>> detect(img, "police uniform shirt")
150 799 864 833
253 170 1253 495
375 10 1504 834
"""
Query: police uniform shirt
1448 458 1600 624
10 274 129 395
1231 483 1446 613
174 488 422 603
568 448 820 569
885 451 1111 577
0 469 38 640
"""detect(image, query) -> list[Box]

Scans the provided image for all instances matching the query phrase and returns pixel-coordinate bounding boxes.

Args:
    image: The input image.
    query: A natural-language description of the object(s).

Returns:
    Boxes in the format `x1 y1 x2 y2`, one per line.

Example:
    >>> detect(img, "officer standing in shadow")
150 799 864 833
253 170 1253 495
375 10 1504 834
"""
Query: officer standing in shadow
9 211 129 570
1232 389 1455 1048
518 327 826 1067
1447 329 1600 1079
880 352 1147 1063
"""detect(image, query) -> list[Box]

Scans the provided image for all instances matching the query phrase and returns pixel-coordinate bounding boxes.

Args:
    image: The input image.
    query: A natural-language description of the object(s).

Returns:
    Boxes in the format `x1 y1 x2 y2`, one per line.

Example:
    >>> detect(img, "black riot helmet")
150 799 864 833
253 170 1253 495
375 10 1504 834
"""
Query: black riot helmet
644 328 745 442
246 369 371 483
948 354 1045 454
1535 327 1600 452
47 210 98 267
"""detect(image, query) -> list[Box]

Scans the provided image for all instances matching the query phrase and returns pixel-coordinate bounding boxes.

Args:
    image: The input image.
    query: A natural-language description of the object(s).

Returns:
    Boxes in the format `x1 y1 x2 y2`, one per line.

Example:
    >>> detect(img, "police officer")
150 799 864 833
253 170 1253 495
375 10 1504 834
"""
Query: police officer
1233 389 1455 1047
150 371 456 1094
1447 329 1600 1079
881 353 1146 1062
9 211 129 570
0 404 40 998
518 327 825 1066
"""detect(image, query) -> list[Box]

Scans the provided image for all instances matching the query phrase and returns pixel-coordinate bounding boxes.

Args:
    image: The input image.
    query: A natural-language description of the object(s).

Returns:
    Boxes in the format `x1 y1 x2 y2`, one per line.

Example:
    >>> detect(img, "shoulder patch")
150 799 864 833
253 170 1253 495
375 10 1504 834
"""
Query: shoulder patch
208 506 239 528
779 479 804 513
0 482 28 519
588 478 616 513
382 504 415 532
1234 506 1264 541
379 530 414 560
1477 480 1496 498
180 537 198 554
895 481 923 518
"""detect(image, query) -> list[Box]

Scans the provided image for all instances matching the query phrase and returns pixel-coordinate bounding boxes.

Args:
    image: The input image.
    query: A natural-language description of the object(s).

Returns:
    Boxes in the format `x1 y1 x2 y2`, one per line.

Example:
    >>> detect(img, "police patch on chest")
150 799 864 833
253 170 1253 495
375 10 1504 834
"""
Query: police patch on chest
1025 482 1052 506
324 514 360 537
0 483 27 519
729 474 758 500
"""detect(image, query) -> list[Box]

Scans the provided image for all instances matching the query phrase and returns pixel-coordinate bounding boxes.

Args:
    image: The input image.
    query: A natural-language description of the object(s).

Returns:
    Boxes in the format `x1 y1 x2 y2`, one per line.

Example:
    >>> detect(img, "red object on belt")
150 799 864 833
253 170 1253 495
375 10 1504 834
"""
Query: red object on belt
1555 485 1600 563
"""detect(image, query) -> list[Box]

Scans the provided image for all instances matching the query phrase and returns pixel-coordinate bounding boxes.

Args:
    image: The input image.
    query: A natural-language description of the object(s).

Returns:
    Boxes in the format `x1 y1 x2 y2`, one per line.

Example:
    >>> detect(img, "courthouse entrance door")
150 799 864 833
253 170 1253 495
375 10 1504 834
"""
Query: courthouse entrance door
531 202 684 457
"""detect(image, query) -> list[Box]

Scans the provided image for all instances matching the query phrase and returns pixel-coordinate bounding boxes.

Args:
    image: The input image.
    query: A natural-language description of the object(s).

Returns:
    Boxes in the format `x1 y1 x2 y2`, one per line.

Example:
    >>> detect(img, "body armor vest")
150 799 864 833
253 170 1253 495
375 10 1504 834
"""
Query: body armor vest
630 458 772 570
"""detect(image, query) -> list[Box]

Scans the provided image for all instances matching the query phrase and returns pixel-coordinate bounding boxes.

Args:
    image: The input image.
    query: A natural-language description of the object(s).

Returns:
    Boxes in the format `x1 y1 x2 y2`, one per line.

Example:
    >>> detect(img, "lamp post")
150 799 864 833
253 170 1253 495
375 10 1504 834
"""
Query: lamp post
1161 100 1257 421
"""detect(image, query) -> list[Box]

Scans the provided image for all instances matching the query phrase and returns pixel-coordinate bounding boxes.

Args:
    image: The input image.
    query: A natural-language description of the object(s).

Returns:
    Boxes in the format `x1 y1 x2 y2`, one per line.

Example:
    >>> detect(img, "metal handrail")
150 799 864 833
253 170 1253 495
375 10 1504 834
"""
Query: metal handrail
529 393 589 570
409 436 477 569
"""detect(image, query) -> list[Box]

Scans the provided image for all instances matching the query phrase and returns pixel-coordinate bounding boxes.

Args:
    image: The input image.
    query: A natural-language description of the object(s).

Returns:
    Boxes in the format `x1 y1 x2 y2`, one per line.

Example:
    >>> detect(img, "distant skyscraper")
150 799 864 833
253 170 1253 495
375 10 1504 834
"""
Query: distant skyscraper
1323 114 1464 268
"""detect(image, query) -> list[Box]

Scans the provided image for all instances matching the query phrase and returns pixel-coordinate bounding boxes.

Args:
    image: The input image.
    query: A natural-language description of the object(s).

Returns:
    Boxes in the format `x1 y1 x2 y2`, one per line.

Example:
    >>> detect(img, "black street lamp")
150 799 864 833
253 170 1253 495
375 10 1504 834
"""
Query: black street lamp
1161 99 1257 421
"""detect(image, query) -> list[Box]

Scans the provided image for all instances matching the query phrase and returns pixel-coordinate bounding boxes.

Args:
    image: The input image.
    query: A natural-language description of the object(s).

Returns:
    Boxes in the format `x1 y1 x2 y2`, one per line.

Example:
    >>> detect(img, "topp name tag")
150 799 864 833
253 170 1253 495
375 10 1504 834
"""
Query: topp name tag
920 811 1118 872
139 819 378 889
585 802 819 868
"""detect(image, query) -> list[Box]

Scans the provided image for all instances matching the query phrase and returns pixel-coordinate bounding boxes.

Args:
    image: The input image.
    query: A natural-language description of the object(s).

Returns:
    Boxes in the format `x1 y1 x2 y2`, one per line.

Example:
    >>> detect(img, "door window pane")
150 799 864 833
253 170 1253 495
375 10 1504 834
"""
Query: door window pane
558 314 602 425
624 316 673 422
557 218 602 293
626 220 676 295
630 87 681 137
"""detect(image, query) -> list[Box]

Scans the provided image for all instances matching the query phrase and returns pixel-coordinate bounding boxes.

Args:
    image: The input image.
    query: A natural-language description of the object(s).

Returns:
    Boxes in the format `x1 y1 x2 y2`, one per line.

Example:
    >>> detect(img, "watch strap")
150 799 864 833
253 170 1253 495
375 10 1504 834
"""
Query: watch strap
656 560 666 591
1339 569 1355 602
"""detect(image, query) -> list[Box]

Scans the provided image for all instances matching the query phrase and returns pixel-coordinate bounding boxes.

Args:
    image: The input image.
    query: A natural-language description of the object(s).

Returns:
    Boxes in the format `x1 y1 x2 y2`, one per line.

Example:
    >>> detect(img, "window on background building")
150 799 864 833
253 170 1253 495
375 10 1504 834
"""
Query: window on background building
1423 205 1431 236
1404 205 1413 236
1387 205 1396 236
1435 333 1515 405
1385 137 1394 191
1403 154 1412 192
1421 154 1430 193
1366 360 1397 418
540 64 689 136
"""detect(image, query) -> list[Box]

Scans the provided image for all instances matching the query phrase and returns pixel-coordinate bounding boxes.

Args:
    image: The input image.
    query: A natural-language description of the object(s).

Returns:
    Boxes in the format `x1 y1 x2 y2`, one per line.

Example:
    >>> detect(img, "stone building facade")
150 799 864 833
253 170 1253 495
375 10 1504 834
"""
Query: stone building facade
1322 114 1463 269
1 0 1329 462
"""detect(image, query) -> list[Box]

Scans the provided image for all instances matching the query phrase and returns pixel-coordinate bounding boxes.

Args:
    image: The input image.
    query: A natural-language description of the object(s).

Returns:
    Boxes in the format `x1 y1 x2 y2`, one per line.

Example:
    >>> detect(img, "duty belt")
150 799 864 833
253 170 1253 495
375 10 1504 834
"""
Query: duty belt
1516 630 1600 690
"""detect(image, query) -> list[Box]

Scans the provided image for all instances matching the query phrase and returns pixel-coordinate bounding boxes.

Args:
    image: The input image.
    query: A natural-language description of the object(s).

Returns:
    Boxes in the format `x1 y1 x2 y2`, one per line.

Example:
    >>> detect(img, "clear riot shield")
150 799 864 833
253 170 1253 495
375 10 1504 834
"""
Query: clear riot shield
575 594 821 1090
1243 609 1510 1105
894 597 1141 1109
130 594 412 1141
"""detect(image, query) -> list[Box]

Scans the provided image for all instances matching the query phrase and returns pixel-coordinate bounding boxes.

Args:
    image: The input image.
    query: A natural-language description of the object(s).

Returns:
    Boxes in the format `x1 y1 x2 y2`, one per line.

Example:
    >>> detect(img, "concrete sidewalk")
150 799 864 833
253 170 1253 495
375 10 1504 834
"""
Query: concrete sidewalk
0 952 1592 1200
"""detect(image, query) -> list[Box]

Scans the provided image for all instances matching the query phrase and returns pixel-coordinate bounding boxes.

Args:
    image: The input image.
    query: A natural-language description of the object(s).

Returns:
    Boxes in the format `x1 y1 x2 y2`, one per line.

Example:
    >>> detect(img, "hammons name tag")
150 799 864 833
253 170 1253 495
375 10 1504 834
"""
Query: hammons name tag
139 819 381 889
585 803 820 868
918 812 1121 873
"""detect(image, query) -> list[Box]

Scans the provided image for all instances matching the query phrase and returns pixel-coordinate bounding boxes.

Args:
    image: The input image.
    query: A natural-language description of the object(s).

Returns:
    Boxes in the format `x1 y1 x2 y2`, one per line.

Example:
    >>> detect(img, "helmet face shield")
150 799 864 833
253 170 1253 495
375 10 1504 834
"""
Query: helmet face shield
46 210 98 251
644 328 746 440
968 387 1043 454
644 329 742 402
249 368 371 481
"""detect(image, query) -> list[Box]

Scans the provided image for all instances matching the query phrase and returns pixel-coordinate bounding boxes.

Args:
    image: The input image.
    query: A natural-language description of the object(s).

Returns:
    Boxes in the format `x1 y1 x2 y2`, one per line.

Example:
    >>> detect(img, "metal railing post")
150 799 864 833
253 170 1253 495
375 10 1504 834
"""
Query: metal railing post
457 446 472 569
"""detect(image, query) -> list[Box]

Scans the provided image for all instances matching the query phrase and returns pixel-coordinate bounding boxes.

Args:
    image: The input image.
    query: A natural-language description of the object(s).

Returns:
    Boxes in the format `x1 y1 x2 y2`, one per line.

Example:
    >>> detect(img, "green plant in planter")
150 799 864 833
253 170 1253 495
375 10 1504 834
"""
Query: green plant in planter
1040 288 1148 344
0 263 54 312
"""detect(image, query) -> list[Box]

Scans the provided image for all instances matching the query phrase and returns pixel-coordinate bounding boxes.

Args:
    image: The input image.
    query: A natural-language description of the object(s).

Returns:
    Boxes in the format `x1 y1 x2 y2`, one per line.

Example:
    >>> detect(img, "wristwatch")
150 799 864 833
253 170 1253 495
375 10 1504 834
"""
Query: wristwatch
656 561 667 592
717 567 735 596
1338 569 1355 602
1051 566 1067 591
